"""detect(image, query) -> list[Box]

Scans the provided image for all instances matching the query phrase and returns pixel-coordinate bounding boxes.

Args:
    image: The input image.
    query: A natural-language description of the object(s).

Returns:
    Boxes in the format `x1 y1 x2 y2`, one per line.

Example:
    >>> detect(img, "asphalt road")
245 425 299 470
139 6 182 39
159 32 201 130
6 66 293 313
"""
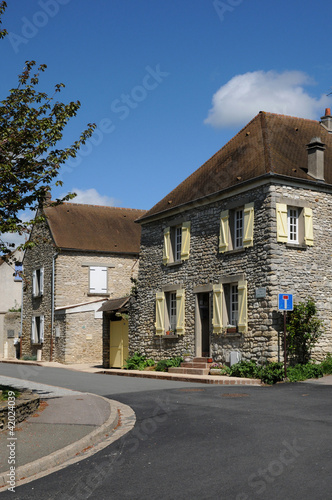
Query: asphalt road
0 363 331 500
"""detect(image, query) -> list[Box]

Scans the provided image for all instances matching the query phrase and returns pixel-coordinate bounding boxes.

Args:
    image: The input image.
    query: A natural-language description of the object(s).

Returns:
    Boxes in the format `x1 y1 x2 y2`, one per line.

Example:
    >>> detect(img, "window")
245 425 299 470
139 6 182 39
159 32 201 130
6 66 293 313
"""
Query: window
89 266 108 294
212 280 247 334
31 315 44 344
219 203 254 253
163 222 191 265
276 204 313 246
32 267 44 297
155 289 185 335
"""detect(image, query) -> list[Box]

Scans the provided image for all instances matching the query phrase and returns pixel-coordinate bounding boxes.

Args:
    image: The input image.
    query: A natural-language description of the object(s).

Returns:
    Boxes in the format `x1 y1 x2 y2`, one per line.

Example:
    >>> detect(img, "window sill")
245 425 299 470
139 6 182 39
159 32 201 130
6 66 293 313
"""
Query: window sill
285 243 307 250
165 260 183 267
162 334 178 339
219 248 247 256
87 293 110 297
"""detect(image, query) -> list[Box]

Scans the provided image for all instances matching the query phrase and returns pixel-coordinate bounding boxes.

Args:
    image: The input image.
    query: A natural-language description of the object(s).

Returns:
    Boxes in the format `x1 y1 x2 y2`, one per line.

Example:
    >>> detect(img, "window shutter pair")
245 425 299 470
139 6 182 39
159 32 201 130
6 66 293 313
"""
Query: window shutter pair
219 203 254 252
32 268 44 297
155 289 185 335
163 222 191 264
89 267 108 293
276 204 314 245
31 316 44 343
212 281 248 333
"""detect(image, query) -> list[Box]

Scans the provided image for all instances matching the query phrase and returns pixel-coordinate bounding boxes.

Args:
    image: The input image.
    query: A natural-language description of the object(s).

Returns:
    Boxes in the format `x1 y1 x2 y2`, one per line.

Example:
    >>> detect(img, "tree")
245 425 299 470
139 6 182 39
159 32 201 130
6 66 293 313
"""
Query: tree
0 1 96 256
286 298 324 365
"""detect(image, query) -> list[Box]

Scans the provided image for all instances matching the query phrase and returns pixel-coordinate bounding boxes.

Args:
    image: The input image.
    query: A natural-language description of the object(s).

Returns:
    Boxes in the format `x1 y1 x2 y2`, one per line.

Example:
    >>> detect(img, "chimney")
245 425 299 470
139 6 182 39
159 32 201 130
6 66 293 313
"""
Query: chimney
320 108 332 132
306 137 325 181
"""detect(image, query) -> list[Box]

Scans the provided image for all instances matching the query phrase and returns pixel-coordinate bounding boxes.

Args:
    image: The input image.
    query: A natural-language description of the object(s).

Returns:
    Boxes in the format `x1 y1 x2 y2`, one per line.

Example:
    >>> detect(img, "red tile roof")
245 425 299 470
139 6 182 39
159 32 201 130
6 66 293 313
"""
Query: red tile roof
139 111 332 221
44 204 146 253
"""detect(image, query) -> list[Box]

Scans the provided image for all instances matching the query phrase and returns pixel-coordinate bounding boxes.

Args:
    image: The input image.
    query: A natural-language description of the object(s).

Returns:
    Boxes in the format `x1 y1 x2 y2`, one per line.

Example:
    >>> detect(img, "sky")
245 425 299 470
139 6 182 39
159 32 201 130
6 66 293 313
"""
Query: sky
1 0 332 244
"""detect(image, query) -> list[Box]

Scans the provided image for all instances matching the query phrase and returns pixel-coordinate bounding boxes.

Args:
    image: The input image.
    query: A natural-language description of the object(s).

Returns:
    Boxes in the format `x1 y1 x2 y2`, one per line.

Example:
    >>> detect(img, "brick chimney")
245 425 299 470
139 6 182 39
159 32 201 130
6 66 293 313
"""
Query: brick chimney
320 108 332 132
306 137 325 181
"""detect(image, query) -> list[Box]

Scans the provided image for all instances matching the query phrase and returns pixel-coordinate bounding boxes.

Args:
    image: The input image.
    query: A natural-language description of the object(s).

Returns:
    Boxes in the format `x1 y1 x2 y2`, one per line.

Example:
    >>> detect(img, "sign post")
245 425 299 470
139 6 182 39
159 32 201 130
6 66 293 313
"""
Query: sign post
278 293 293 378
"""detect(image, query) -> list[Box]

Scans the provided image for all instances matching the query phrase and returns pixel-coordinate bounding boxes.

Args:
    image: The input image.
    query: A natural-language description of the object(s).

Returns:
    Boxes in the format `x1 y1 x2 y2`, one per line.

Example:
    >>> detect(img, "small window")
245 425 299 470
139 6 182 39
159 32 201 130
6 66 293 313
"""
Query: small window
32 267 44 297
31 315 44 344
155 289 185 335
234 209 244 249
163 222 191 264
166 291 177 332
14 262 23 282
213 280 247 334
276 203 313 246
219 203 254 253
89 266 108 294
288 207 299 243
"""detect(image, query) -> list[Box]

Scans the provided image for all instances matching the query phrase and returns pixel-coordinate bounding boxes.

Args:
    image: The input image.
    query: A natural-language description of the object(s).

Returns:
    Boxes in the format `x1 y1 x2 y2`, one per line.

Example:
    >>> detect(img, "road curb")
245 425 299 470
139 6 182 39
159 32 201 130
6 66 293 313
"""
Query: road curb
0 395 136 490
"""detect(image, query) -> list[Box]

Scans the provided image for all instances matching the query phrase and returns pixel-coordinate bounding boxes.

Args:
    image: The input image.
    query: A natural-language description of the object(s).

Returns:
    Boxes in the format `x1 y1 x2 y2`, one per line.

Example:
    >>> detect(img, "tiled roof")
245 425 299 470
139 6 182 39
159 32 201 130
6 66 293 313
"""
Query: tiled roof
44 204 146 253
139 111 332 221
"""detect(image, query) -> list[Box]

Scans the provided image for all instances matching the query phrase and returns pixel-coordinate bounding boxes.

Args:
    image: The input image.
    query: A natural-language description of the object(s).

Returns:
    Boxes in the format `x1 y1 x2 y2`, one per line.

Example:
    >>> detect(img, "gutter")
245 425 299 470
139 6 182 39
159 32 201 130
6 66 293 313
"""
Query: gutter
50 252 58 361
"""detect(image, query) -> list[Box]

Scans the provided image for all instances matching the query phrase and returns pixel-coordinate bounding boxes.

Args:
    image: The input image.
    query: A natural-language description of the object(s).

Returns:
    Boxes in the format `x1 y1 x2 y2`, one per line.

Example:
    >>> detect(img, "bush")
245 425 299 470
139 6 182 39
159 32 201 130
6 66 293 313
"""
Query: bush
22 354 37 361
124 352 155 371
229 360 261 379
260 363 284 385
287 363 324 382
320 354 332 375
155 357 183 372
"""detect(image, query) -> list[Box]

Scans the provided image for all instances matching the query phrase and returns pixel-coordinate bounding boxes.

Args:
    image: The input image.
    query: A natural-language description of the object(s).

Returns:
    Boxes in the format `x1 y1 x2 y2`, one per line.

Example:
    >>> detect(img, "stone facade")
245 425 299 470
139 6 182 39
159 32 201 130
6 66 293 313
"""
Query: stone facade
22 211 140 364
129 181 332 364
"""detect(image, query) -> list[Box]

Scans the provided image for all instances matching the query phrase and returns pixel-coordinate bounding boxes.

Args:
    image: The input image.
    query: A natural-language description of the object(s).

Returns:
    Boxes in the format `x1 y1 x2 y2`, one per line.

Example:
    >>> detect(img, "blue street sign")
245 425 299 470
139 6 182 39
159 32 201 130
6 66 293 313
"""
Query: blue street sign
278 293 293 311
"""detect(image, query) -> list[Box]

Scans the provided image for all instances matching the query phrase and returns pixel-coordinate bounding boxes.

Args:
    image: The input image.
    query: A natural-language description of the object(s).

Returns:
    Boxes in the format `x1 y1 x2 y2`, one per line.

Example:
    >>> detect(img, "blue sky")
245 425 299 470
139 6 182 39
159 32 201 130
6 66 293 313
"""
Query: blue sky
1 0 332 218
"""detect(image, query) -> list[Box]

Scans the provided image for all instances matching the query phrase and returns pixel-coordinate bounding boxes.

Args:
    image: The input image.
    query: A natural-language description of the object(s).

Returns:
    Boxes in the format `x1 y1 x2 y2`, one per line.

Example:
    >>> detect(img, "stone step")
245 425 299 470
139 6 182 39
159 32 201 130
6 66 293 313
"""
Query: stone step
192 357 212 363
181 362 211 369
168 367 211 376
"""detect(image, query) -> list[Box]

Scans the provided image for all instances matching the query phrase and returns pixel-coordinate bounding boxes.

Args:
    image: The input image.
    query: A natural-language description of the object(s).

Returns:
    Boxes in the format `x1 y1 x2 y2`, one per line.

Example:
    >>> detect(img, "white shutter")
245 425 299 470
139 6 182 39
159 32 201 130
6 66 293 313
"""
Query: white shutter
90 267 107 293
303 207 314 246
243 203 254 247
32 270 37 297
238 280 248 333
40 316 45 343
31 317 36 342
176 289 185 335
212 284 223 334
40 267 44 295
155 292 165 335
276 203 288 243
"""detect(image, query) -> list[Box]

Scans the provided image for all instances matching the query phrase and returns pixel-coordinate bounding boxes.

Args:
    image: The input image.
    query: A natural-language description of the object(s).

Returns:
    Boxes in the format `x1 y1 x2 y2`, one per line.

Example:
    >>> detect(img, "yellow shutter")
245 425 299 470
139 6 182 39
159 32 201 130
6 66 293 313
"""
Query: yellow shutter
238 280 247 333
212 284 223 334
276 203 288 243
243 203 254 248
163 227 170 265
303 207 314 246
155 292 165 335
219 210 229 253
176 289 185 335
181 222 191 261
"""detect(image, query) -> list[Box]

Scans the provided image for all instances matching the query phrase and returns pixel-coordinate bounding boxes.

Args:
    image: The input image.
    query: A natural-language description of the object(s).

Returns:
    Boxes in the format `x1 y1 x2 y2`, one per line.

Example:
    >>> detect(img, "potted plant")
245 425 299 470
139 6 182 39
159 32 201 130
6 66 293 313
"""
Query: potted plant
226 324 237 333
210 363 230 376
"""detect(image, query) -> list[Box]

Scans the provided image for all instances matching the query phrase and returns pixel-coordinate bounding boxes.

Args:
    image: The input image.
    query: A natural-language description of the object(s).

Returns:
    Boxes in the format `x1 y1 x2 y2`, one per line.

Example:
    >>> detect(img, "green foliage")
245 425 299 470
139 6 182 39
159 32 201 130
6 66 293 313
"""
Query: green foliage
155 357 183 372
320 353 332 375
22 354 37 361
287 298 324 364
0 385 20 401
287 363 324 382
124 352 155 371
0 2 96 255
229 360 261 379
259 362 284 385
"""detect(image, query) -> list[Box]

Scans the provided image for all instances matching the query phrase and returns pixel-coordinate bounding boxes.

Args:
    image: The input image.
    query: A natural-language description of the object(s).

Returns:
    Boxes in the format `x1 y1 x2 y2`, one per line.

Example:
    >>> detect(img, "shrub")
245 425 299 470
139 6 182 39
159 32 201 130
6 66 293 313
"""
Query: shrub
22 354 37 361
260 363 284 385
155 356 183 372
287 298 324 365
124 352 155 371
287 363 324 382
229 360 261 379
320 354 332 375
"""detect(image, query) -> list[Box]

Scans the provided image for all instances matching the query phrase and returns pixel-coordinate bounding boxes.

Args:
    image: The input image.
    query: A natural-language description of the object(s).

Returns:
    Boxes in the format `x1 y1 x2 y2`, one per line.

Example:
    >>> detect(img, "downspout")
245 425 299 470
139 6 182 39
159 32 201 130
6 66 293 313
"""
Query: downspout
50 252 58 361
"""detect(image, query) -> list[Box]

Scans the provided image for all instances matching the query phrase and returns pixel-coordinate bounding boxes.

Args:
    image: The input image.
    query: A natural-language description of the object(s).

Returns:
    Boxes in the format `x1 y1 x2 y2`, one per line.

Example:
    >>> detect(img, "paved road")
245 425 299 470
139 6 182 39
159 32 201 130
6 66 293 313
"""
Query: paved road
0 364 331 500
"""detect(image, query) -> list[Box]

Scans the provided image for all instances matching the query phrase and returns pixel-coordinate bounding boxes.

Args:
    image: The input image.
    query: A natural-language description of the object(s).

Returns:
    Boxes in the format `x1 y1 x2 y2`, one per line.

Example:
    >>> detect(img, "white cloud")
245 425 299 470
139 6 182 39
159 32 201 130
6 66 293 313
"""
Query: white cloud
204 70 331 128
67 188 118 207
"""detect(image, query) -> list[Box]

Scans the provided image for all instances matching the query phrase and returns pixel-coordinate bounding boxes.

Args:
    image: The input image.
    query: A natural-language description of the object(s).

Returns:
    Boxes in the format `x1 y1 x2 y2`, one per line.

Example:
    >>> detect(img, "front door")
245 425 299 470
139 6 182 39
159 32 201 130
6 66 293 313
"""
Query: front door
197 293 210 357
109 318 128 368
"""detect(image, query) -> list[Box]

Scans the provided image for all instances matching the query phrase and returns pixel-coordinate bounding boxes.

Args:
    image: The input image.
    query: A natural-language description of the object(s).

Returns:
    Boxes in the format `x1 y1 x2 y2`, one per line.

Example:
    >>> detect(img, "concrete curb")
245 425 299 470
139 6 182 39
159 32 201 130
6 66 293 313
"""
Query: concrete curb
0 395 136 490
97 369 262 386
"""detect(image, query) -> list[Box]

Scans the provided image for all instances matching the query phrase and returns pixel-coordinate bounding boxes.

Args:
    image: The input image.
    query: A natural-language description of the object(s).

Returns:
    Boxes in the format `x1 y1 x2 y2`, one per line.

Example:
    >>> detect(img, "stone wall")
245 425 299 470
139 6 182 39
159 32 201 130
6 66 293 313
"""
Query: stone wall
3 312 21 359
129 181 332 364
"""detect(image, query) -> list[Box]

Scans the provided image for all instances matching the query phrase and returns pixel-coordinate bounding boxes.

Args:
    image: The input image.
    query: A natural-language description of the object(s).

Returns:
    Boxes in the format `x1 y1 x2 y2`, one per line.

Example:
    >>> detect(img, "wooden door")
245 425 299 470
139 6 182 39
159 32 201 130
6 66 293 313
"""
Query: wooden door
109 318 128 368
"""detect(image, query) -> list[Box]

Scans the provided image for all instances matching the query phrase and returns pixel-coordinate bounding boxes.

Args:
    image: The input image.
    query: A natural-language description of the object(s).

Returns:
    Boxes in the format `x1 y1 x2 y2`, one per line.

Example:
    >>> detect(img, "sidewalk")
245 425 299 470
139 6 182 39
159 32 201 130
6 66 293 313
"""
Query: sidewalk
0 371 135 490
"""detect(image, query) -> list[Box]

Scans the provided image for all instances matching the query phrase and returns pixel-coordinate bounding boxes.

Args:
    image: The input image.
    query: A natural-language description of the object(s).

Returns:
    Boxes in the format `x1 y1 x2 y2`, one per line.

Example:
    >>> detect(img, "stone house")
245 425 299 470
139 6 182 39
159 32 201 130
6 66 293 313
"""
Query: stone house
0 249 24 359
129 110 332 365
21 203 145 363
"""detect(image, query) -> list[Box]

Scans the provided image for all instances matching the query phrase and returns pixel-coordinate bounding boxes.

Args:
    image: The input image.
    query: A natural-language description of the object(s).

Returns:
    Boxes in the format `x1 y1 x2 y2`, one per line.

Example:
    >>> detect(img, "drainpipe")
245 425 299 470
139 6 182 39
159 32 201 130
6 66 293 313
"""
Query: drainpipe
50 252 58 361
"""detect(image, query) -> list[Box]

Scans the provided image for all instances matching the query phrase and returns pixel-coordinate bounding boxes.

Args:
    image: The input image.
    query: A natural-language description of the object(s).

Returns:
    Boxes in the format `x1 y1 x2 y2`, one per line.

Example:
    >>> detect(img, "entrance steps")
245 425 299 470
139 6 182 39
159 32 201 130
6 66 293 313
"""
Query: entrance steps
168 357 213 376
